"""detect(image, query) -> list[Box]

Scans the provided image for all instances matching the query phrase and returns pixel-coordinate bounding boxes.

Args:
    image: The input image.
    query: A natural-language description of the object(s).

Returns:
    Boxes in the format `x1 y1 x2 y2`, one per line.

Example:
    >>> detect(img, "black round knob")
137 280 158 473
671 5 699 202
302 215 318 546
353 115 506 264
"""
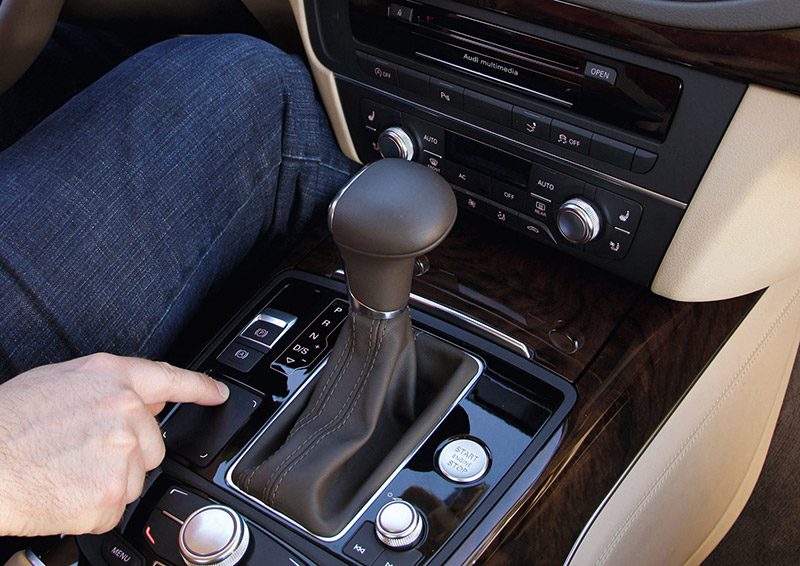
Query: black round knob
557 198 602 244
328 159 456 315
378 127 415 161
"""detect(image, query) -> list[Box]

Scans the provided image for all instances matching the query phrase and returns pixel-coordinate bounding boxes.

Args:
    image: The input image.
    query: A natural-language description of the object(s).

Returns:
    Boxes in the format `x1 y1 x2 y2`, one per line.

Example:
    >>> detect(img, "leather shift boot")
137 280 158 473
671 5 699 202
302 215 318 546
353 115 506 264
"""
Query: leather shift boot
237 309 417 535
234 308 480 537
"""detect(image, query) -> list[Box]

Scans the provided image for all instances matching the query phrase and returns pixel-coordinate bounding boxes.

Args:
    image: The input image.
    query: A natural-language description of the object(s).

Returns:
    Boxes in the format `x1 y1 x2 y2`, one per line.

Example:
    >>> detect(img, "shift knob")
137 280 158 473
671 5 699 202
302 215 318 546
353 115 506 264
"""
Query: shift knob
329 159 457 315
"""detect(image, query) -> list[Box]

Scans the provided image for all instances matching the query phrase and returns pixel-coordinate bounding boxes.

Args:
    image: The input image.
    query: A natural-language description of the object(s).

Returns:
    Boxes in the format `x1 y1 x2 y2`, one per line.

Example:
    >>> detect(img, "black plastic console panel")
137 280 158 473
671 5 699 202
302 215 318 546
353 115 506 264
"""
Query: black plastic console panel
76 271 575 566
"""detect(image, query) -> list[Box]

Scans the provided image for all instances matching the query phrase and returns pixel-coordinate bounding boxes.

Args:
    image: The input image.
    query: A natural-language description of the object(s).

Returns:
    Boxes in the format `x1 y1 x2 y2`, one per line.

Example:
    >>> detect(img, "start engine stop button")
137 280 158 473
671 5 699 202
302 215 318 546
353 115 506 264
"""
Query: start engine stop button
436 437 490 483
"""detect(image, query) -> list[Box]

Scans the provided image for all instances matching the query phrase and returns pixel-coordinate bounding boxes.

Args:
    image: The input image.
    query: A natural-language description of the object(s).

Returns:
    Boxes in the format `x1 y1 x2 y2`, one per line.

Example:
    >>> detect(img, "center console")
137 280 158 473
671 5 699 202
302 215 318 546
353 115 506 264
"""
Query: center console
76 270 574 566
76 160 576 566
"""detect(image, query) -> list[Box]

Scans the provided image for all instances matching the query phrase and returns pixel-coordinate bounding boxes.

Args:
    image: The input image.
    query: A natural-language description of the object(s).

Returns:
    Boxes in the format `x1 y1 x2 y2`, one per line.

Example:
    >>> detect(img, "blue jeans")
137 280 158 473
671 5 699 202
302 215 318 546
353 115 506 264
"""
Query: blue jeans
0 33 357 380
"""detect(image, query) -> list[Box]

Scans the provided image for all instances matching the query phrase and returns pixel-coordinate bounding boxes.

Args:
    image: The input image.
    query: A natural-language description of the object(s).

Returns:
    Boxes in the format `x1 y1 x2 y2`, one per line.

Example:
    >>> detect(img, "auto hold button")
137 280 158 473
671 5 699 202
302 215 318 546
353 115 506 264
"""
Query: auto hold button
437 437 490 483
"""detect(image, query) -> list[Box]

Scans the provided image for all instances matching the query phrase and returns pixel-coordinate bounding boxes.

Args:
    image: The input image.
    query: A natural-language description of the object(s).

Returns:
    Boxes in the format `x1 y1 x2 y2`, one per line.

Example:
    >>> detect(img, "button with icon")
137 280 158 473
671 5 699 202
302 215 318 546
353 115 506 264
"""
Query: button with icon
512 106 552 141
550 120 592 155
216 341 264 373
360 99 400 132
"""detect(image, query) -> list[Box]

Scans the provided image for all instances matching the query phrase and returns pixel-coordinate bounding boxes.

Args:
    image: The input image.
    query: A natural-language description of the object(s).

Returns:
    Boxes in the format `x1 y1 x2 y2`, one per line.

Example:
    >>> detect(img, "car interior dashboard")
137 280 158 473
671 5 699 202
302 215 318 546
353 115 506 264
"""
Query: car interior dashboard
10 1 800 566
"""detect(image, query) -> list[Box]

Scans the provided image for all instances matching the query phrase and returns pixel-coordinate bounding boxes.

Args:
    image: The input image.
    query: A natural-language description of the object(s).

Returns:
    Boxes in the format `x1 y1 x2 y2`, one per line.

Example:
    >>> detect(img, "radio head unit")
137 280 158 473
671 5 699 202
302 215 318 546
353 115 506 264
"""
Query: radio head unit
351 0 683 140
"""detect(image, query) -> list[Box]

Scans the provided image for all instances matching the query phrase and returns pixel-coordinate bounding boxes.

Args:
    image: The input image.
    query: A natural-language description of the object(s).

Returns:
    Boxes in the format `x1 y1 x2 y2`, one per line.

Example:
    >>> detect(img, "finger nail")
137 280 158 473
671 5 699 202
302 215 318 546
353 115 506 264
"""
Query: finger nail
216 380 230 400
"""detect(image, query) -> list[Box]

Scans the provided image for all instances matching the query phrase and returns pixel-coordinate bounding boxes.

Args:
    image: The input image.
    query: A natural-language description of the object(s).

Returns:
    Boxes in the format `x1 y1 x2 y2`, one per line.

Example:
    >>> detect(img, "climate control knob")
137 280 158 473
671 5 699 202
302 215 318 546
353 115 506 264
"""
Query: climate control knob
179 505 250 566
375 500 424 550
378 126 415 161
557 198 602 244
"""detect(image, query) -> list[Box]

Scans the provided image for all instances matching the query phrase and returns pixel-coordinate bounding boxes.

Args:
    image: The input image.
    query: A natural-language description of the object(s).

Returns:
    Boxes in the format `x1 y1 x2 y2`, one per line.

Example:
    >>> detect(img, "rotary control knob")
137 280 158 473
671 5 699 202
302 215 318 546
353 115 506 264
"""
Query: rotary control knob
179 505 250 566
374 500 424 549
557 198 602 244
378 126 415 161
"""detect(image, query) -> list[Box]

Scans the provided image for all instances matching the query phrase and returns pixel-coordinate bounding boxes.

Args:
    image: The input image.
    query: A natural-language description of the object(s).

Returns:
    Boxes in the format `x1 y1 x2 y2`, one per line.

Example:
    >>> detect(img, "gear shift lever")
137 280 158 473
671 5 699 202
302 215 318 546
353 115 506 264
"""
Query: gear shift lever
235 160 475 538
329 159 457 315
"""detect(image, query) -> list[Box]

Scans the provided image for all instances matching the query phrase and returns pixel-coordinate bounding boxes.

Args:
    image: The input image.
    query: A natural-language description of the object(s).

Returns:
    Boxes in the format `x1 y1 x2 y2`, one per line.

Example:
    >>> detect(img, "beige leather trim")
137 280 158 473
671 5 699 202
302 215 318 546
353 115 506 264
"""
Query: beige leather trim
652 85 800 301
287 0 359 162
3 551 34 566
565 269 800 566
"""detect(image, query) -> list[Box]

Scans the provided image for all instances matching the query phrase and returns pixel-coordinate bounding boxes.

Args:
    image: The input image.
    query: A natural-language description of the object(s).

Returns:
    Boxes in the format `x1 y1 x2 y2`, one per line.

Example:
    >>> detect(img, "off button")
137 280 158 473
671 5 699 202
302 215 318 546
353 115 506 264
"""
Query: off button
437 437 490 483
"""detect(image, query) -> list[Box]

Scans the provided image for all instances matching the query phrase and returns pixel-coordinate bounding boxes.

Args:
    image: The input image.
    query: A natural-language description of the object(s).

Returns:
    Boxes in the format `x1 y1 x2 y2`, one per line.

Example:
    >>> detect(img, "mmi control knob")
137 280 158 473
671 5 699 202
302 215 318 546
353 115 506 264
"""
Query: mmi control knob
378 126 415 161
179 505 250 566
557 198 602 244
375 500 424 550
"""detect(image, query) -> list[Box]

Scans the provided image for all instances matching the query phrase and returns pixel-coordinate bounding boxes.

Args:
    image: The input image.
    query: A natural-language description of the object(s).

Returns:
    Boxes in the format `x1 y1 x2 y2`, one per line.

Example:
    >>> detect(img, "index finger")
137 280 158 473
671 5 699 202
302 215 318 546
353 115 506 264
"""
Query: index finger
124 358 230 407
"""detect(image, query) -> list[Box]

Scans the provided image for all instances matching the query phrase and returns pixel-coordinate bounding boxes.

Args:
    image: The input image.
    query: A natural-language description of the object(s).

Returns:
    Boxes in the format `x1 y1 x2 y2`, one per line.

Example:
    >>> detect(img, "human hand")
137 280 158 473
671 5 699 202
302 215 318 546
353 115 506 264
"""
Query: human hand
0 353 229 536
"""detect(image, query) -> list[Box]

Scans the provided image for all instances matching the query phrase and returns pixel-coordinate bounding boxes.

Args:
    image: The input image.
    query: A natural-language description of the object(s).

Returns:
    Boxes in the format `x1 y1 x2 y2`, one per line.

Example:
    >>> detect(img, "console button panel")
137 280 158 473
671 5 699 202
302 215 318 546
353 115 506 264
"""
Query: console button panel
77 272 576 566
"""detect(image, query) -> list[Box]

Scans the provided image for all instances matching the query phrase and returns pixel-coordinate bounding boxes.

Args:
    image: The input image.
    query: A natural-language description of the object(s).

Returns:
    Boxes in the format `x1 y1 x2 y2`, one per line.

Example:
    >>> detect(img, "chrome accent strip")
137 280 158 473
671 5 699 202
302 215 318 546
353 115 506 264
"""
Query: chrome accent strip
225 342 485 543
327 164 369 233
331 269 531 358
161 510 184 525
23 549 46 566
349 292 407 320
416 52 574 108
410 292 532 359
336 76 689 209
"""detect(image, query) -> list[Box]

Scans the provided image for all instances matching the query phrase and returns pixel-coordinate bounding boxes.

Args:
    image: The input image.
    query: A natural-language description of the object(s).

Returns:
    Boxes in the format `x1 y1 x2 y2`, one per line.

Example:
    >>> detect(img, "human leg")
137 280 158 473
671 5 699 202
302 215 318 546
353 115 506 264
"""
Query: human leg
0 34 356 380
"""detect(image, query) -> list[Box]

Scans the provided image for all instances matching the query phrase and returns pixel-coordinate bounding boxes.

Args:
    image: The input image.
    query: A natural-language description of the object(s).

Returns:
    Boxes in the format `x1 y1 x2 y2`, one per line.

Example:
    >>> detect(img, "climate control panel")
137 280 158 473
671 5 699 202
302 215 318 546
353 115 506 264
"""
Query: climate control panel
340 81 670 285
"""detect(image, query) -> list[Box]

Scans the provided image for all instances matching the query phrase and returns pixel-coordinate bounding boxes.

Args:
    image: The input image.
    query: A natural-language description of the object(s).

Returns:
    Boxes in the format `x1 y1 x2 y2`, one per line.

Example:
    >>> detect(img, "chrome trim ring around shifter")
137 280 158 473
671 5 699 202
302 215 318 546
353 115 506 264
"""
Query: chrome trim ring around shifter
349 291 407 319
331 269 532 358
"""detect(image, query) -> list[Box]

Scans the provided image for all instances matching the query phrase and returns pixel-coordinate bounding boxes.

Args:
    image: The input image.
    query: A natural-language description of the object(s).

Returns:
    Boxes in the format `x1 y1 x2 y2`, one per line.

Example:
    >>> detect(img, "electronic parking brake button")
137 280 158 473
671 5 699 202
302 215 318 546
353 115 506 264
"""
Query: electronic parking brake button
239 308 296 351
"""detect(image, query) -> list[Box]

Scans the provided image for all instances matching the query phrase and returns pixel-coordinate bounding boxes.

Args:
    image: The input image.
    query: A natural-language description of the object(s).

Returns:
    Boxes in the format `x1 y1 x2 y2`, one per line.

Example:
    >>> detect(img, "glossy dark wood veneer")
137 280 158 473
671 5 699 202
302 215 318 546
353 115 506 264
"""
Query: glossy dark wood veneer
291 215 758 565
461 0 800 94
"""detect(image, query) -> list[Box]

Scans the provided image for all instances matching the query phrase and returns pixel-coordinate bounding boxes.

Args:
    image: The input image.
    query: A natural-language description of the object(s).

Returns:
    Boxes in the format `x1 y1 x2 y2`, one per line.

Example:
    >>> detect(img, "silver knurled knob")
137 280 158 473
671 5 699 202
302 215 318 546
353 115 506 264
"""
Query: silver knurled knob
374 500 424 550
179 505 250 566
556 198 602 244
378 126 416 161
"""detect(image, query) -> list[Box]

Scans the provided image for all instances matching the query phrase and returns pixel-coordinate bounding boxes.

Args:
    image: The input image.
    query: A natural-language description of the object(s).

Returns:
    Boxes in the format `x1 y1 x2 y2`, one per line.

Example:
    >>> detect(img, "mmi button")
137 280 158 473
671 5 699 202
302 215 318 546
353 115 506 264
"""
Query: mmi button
344 523 384 566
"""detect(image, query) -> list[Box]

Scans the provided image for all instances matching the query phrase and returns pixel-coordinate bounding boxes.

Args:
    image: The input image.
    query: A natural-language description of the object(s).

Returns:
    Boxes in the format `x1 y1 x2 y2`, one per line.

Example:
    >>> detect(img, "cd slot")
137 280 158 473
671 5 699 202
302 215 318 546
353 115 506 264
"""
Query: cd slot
417 10 582 72
414 36 580 107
